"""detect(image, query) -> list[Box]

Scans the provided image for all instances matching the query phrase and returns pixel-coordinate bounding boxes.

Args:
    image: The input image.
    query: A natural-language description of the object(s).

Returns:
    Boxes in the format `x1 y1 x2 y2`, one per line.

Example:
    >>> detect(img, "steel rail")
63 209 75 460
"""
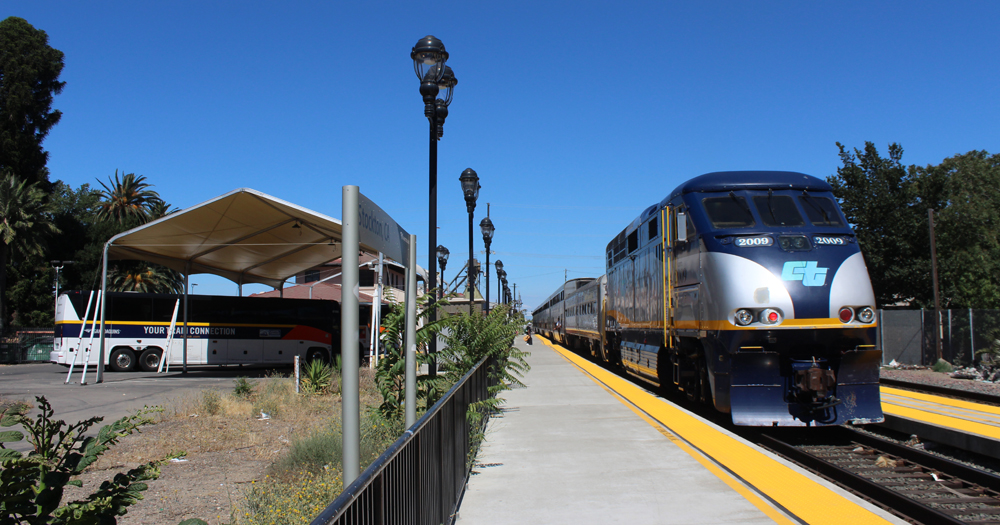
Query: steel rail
759 432 974 525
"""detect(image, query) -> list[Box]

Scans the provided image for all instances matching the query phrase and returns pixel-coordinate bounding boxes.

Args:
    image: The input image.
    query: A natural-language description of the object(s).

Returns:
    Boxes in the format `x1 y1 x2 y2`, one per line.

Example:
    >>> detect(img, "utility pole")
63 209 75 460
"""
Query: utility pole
929 209 943 362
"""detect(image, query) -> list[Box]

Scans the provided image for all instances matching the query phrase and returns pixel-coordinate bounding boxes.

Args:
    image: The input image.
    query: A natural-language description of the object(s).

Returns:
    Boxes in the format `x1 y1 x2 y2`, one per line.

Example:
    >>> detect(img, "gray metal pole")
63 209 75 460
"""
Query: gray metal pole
404 234 417 428
929 209 943 362
183 262 189 374
970 308 975 360
341 185 360 487
96 243 109 383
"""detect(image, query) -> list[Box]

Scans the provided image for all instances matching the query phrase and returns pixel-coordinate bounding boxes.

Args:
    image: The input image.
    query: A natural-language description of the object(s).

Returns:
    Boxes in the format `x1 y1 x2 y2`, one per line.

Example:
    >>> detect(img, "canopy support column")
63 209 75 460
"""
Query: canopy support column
183 262 189 374
96 242 110 384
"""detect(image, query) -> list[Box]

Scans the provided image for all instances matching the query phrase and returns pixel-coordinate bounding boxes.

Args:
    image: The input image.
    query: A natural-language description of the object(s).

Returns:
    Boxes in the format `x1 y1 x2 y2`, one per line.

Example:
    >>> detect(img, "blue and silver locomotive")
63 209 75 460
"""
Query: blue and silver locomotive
534 171 883 427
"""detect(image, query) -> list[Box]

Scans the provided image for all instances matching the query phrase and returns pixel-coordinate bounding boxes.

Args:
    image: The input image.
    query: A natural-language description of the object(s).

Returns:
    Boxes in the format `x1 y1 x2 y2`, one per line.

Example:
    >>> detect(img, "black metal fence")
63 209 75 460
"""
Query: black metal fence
0 328 54 364
311 356 494 525
879 309 1000 367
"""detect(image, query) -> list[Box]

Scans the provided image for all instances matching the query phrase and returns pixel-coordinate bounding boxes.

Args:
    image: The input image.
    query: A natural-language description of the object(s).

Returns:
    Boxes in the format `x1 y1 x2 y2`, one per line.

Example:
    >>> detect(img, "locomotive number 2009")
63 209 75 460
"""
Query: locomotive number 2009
735 236 773 247
814 236 845 245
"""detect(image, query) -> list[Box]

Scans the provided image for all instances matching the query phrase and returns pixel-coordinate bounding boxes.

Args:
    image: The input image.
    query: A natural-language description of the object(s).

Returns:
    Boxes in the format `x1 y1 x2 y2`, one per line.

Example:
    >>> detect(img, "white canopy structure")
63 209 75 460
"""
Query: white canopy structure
105 188 349 290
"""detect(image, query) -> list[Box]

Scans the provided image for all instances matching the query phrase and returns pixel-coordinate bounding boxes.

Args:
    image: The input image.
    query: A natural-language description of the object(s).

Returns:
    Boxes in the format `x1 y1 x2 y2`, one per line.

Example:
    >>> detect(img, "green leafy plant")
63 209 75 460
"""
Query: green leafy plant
0 396 169 524
374 292 455 421
232 377 255 399
440 305 530 398
300 359 334 396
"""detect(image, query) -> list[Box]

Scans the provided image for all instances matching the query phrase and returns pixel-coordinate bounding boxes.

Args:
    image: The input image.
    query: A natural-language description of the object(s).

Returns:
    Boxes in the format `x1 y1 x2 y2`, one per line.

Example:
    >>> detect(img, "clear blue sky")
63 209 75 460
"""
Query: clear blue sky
11 1 1000 312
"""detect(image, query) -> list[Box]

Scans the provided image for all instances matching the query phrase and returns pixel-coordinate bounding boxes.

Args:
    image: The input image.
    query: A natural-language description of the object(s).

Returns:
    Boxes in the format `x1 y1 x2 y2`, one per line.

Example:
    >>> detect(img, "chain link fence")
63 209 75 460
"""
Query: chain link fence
0 328 54 364
878 309 1000 367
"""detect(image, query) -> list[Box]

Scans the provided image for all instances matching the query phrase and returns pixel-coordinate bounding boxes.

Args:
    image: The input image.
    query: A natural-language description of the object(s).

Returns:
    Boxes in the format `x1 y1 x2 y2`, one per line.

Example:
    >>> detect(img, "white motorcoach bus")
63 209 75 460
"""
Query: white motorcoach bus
51 291 341 372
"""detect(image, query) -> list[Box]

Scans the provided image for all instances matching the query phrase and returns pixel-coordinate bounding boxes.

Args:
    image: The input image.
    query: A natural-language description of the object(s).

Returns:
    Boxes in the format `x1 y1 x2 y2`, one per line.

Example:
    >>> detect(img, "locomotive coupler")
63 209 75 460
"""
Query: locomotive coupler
791 358 842 411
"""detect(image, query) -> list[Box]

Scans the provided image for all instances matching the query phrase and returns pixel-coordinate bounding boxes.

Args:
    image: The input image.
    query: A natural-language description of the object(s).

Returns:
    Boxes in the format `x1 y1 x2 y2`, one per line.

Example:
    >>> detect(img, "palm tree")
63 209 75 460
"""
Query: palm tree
108 262 184 294
146 200 177 220
96 170 161 225
0 172 59 332
96 171 183 294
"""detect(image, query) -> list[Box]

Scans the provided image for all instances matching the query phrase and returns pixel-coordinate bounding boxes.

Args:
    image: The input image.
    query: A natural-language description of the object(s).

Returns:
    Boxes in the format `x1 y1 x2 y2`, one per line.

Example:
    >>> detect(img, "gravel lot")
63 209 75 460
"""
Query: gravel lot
880 366 1000 397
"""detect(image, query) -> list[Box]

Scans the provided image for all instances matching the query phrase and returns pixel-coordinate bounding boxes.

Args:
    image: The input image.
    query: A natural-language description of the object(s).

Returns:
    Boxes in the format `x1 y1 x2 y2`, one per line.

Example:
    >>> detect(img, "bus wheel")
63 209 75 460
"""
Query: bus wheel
138 347 163 372
109 348 136 372
306 348 329 366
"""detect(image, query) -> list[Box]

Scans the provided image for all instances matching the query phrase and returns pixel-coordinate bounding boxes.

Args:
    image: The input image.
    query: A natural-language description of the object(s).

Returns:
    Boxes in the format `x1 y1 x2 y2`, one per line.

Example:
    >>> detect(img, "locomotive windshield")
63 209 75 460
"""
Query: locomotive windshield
799 195 844 227
703 195 755 228
752 195 804 227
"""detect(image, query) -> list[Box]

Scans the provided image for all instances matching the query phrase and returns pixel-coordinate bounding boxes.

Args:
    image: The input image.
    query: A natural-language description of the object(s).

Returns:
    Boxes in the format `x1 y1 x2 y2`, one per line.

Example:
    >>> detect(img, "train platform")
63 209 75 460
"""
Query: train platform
456 337 906 525
880 386 1000 461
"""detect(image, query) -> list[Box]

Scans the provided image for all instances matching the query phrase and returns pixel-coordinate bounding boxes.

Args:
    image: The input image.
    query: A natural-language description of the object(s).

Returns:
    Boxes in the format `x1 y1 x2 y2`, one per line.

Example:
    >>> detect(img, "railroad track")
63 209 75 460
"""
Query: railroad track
880 378 1000 406
759 427 1000 525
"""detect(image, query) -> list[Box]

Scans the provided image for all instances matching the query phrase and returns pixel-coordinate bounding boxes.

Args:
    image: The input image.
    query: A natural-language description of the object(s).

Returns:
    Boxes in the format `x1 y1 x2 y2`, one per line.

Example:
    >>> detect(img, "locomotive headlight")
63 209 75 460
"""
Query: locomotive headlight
760 308 781 325
858 307 875 324
735 309 754 326
839 307 855 323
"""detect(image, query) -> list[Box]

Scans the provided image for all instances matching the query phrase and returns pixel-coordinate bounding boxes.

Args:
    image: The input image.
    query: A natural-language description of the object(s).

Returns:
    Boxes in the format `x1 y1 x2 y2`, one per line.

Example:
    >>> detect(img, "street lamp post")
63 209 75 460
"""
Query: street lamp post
459 168 480 316
412 35 457 375
497 268 506 306
480 213 494 315
494 260 504 310
436 245 449 300
50 260 74 315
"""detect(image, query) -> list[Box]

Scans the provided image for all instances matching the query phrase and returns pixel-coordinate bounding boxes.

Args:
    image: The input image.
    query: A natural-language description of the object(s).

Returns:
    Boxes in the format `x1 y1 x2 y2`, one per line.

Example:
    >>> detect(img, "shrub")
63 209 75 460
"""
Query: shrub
932 358 954 373
241 470 342 525
200 389 222 415
0 396 170 524
232 377 255 399
374 292 453 420
301 359 334 395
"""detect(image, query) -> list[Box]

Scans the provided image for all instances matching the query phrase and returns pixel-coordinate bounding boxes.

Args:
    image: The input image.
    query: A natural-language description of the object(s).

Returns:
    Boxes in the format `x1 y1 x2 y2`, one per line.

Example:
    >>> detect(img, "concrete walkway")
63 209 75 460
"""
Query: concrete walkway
455 339 777 524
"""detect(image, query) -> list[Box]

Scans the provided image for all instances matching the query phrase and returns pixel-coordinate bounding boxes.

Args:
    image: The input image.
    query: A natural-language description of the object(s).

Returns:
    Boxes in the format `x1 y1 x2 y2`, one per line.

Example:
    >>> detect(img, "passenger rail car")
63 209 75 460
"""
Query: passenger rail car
52 291 340 372
535 171 883 427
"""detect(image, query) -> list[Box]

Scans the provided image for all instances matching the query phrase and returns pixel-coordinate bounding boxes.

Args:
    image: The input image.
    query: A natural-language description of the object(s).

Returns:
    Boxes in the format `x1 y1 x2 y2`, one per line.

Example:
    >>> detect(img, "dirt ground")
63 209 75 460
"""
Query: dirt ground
68 416 303 525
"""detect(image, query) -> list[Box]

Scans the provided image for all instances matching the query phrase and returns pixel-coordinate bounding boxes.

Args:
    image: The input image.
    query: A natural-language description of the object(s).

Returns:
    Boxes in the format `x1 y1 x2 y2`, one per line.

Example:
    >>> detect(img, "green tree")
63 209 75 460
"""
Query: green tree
0 173 58 331
95 171 183 294
108 262 184 294
911 151 1000 308
96 171 161 227
0 17 65 188
828 142 923 307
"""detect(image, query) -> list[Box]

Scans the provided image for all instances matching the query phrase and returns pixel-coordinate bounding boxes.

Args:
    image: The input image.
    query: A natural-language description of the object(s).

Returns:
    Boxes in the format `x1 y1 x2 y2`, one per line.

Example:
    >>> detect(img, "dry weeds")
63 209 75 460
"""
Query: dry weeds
60 368 383 525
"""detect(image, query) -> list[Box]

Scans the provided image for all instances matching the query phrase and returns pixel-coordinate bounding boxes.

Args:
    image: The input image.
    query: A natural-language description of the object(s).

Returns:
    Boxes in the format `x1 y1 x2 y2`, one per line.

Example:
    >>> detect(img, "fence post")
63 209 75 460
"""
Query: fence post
294 355 300 394
970 308 975 363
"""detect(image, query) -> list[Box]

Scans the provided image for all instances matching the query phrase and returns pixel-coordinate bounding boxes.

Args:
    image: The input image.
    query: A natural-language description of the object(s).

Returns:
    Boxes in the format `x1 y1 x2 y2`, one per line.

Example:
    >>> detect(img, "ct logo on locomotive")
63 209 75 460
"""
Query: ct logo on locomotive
781 261 828 286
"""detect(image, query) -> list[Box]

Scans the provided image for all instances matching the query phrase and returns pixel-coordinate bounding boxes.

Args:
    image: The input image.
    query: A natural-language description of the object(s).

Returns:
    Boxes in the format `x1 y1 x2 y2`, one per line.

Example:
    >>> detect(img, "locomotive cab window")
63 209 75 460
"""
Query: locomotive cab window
799 195 845 227
752 195 804 227
648 217 658 240
703 195 755 229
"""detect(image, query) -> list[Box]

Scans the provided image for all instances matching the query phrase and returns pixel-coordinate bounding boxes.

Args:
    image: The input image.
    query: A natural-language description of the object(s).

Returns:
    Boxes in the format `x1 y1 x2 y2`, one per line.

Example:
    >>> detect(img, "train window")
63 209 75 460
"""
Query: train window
752 195 804 227
648 218 658 240
627 230 638 252
799 196 845 227
703 195 755 229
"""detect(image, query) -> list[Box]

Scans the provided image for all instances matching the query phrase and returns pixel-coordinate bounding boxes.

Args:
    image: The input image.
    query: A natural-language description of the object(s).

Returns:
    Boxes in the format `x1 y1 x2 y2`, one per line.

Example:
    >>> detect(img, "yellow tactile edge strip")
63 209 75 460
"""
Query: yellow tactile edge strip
538 336 895 525
881 386 1000 416
881 390 1000 440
